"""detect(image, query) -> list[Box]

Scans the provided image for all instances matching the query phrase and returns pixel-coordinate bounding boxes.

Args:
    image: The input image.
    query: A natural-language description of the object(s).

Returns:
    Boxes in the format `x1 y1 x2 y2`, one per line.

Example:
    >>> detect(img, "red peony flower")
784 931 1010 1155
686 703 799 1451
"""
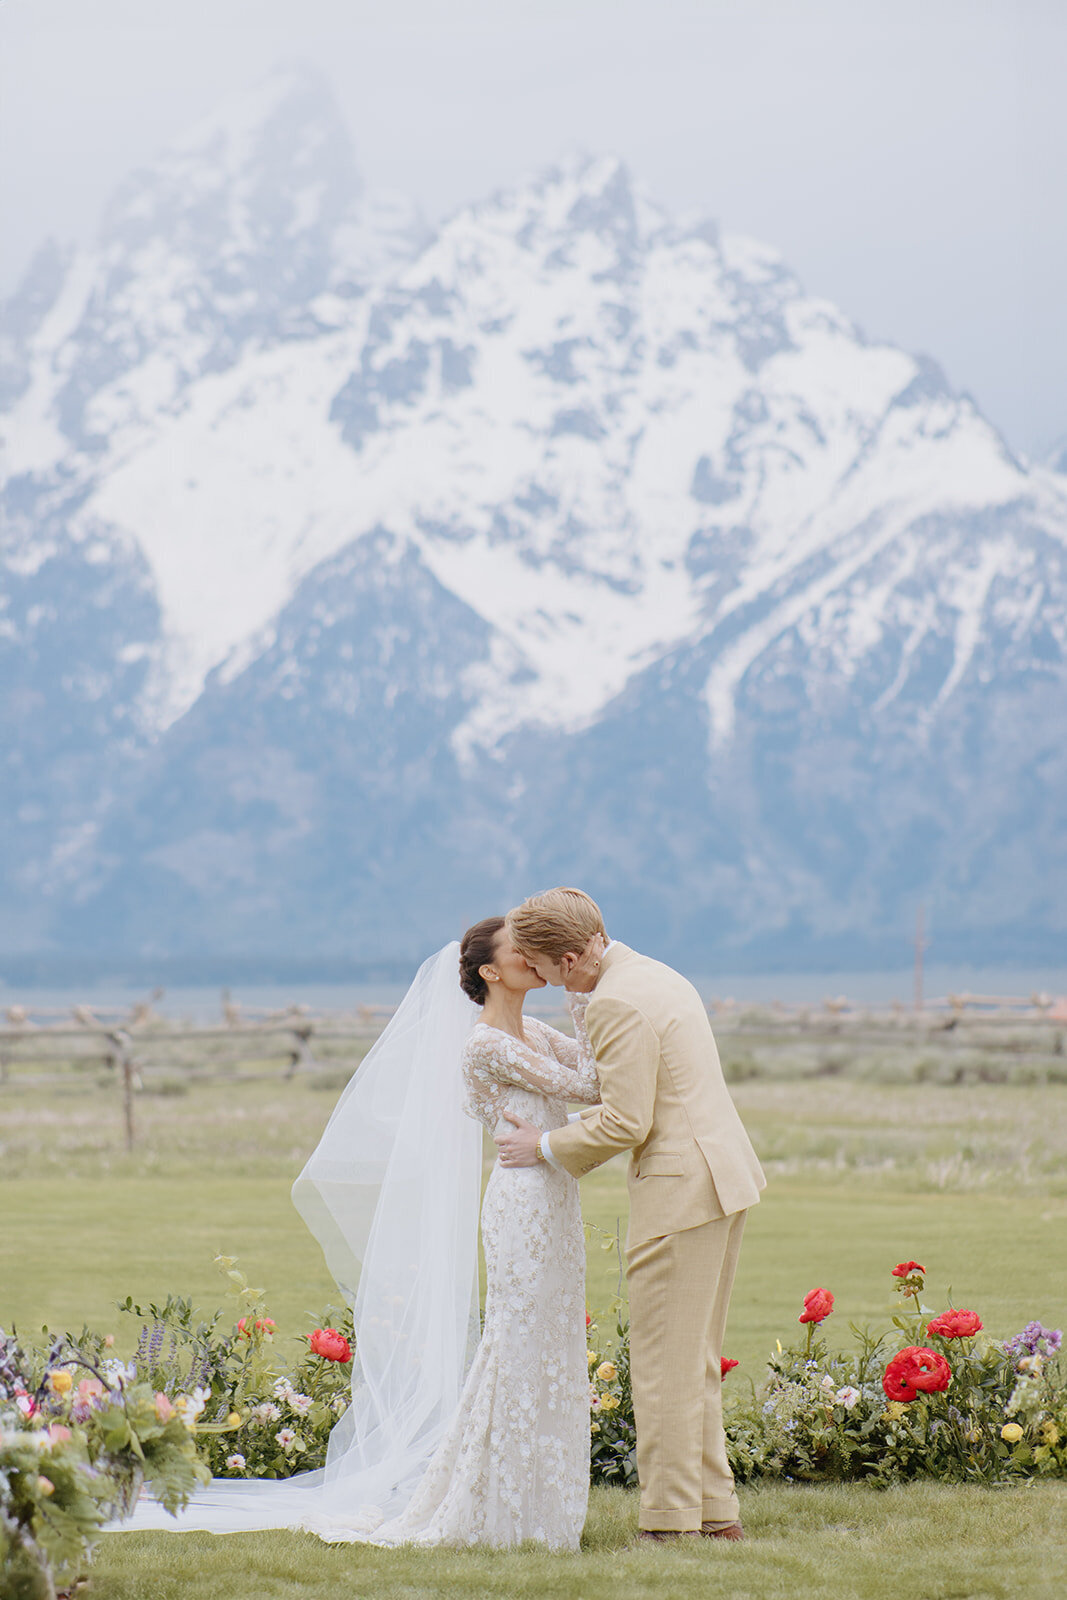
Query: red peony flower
586 1313 592 1327
798 1287 834 1325
882 1345 952 1401
891 1261 925 1278
720 1358 739 1377
309 1327 352 1363
927 1309 983 1340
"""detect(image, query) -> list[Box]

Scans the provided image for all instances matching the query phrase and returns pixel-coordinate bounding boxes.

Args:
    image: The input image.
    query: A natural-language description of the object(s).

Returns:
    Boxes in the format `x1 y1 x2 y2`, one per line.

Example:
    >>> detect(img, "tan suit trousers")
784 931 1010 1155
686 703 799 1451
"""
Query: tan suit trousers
626 1209 746 1530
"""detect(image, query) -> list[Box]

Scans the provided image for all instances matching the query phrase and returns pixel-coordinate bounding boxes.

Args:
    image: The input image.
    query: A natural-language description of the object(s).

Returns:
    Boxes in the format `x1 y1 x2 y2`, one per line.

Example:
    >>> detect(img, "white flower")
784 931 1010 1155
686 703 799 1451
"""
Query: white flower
287 1393 313 1417
102 1359 136 1391
225 1453 246 1470
251 1402 282 1424
275 1427 297 1451
835 1386 862 1410
272 1378 295 1401
819 1374 836 1395
332 1395 348 1415
174 1386 209 1423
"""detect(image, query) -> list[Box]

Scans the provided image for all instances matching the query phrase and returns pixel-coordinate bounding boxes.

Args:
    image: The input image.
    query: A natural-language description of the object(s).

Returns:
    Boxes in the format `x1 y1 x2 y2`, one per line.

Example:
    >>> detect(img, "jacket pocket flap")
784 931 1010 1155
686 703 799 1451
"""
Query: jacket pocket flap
637 1154 685 1177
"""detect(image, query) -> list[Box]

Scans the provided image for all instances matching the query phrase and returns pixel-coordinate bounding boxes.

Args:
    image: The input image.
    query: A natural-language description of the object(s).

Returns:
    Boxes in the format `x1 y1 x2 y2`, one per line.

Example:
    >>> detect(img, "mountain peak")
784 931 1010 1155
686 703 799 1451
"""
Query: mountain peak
166 61 335 166
102 61 361 249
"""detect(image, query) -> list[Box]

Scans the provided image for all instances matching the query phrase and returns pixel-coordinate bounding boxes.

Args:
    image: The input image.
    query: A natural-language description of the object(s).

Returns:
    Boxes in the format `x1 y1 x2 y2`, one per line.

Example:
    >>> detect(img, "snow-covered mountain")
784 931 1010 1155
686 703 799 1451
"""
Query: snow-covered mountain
2 67 1065 977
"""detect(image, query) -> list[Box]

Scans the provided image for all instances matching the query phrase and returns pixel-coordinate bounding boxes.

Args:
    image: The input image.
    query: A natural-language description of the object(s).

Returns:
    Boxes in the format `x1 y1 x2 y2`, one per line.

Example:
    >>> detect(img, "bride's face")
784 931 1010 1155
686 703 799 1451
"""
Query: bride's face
486 931 547 993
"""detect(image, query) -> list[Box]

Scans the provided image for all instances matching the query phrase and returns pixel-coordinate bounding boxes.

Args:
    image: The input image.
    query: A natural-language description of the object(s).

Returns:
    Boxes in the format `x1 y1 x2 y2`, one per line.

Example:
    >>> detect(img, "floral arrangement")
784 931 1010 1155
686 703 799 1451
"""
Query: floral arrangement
585 1310 637 1488
725 1260 1066 1485
0 1327 207 1599
118 1257 354 1480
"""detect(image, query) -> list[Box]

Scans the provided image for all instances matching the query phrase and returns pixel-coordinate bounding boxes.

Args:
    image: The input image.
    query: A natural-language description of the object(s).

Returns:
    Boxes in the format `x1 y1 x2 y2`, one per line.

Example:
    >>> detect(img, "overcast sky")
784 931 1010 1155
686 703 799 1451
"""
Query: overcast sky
2 0 1063 458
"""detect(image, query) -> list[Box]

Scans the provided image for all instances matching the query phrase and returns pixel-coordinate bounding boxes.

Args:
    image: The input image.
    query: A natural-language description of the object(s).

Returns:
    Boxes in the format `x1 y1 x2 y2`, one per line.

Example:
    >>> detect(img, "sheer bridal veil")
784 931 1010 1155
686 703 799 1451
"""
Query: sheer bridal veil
111 943 481 1539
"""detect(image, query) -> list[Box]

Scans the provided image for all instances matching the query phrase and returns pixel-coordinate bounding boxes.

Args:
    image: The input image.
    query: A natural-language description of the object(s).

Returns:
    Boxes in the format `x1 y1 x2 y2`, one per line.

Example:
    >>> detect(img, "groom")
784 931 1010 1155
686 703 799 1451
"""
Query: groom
496 888 765 1543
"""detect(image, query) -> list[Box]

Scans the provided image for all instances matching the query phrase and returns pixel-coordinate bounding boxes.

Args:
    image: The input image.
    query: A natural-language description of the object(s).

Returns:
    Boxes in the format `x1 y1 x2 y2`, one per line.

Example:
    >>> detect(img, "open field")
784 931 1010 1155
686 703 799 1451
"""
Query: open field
3 1064 1066 1358
3 1016 1066 1596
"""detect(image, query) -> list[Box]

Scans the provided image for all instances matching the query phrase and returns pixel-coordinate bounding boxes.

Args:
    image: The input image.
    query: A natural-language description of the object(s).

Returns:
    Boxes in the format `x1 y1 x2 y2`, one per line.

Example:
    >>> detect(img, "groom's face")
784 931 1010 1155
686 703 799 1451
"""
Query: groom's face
522 951 567 986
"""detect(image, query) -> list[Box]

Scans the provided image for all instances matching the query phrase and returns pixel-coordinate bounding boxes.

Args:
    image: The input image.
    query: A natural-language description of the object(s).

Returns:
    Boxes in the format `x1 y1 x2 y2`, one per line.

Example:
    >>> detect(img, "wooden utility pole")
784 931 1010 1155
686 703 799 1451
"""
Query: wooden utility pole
914 904 927 1014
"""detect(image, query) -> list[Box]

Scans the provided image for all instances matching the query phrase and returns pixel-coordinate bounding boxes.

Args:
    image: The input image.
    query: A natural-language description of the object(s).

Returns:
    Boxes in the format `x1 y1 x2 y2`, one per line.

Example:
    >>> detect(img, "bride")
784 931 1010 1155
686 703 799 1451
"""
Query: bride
109 918 601 1550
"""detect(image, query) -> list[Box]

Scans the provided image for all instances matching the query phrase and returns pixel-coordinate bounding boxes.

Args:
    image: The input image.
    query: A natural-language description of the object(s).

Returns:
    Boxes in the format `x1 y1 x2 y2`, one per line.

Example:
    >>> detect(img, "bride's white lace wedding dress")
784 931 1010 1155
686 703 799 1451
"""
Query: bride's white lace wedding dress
371 1000 601 1551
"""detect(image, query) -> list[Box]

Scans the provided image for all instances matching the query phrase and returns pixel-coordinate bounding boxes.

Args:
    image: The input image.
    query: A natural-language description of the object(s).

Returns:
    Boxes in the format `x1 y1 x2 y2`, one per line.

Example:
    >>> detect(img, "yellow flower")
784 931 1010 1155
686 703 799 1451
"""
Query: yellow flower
1040 1420 1060 1445
37 1476 55 1497
590 1421 601 1435
49 1371 73 1396
598 1393 620 1413
964 1427 982 1444
1000 1423 1024 1444
597 1362 618 1383
883 1401 907 1421
587 1350 597 1368
227 1412 242 1429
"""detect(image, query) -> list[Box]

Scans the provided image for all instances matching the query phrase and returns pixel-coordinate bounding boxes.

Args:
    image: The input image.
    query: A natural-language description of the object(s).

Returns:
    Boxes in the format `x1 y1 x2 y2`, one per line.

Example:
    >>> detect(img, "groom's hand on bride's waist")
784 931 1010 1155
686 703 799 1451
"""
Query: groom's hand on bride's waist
495 1111 543 1167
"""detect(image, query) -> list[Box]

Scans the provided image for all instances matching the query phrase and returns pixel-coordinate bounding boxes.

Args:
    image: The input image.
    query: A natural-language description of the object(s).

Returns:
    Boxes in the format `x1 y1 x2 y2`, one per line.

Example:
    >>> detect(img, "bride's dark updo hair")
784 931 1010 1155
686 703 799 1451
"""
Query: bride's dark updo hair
459 917 505 1004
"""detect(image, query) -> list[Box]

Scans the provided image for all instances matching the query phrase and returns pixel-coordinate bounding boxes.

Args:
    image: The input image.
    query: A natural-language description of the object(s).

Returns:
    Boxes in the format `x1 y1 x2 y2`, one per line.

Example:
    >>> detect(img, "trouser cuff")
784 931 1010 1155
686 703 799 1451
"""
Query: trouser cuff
702 1495 740 1521
638 1505 702 1532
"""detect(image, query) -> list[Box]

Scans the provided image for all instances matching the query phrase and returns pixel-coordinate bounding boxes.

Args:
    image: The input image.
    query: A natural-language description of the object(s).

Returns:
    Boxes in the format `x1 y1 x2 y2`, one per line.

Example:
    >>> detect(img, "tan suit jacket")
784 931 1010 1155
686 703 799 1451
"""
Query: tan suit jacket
547 943 765 1248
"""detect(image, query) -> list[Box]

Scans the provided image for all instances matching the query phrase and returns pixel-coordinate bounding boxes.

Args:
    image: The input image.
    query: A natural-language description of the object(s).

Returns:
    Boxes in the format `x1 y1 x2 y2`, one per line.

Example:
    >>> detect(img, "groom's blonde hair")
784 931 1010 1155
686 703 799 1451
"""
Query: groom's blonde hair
506 888 606 961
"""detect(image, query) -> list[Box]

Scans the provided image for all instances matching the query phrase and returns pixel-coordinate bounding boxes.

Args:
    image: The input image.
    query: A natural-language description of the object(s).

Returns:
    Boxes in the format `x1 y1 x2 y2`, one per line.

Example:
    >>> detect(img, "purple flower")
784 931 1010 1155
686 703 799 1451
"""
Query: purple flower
1006 1321 1063 1356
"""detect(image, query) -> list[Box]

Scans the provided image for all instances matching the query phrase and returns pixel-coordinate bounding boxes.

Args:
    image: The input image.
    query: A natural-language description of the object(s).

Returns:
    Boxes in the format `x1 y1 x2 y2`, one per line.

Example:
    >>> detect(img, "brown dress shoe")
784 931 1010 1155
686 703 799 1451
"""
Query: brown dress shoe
701 1520 744 1541
638 1529 701 1542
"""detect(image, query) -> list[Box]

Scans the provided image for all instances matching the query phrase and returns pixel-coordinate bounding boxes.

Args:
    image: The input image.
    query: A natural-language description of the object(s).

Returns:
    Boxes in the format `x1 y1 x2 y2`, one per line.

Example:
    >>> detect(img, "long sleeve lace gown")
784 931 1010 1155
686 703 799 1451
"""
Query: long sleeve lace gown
370 997 600 1551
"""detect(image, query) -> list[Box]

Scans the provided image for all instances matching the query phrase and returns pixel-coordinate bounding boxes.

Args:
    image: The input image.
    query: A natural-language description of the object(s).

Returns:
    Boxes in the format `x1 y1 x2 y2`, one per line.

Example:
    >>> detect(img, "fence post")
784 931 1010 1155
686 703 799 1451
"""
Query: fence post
107 1029 136 1151
284 1023 316 1079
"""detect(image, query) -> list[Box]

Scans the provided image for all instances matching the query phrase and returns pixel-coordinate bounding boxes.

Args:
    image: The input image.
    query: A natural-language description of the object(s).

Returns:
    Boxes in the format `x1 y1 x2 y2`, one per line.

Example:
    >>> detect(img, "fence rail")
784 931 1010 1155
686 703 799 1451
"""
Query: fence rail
0 1003 389 1151
2 989 1064 1150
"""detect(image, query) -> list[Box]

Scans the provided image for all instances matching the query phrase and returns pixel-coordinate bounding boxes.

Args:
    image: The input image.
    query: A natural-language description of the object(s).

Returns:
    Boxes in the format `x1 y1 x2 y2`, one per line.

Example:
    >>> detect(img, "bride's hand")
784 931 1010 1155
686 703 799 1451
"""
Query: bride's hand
560 934 605 993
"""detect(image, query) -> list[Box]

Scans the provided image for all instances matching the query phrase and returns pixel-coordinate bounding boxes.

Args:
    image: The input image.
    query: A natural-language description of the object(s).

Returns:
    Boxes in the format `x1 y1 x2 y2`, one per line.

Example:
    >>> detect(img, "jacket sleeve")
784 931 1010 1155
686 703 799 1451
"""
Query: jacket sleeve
528 999 600 1103
544 995 659 1177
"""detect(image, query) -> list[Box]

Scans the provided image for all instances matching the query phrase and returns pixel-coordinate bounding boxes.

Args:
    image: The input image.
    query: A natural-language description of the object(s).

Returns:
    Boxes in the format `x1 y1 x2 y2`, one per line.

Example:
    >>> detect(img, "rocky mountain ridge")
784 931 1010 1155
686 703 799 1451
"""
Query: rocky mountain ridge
2 66 1064 976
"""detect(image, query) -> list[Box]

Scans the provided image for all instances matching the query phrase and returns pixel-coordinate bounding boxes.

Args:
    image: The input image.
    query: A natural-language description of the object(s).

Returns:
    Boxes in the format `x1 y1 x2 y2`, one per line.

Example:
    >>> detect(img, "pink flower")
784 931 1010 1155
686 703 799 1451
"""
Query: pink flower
47 1424 73 1445
154 1393 176 1422
77 1378 105 1402
799 1287 835 1325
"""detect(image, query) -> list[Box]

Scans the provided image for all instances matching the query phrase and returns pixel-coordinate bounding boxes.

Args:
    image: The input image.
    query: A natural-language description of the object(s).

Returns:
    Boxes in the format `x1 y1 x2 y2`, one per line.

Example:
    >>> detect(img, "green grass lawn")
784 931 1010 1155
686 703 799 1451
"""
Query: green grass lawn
3 1063 1067 1596
83 1482 1067 1599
